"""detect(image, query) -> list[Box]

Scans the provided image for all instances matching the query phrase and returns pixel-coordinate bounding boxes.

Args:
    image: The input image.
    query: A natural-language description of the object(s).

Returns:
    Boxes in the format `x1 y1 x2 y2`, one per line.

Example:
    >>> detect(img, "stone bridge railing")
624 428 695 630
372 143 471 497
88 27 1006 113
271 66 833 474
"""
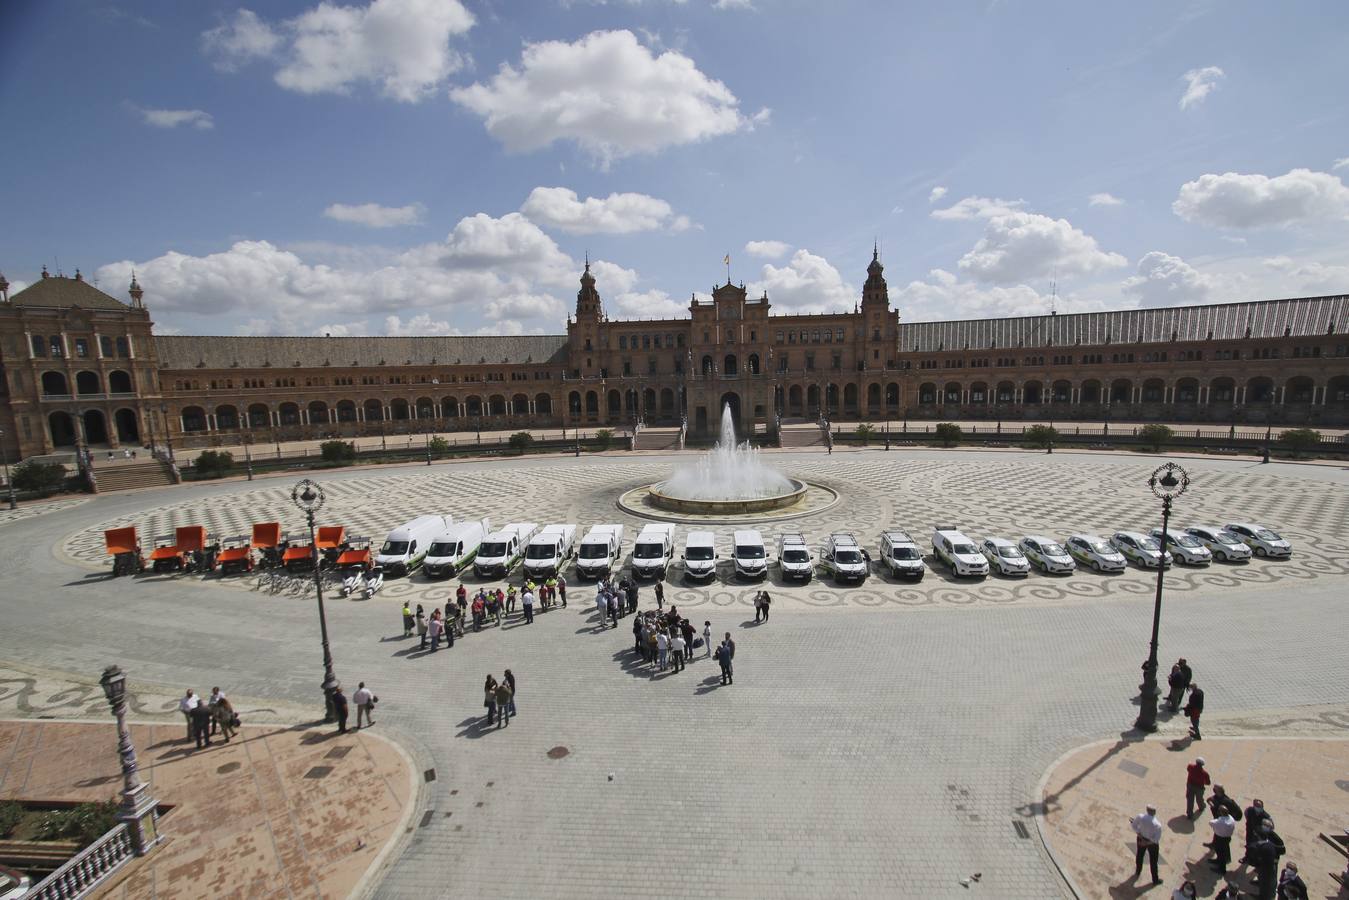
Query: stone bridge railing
31 823 134 900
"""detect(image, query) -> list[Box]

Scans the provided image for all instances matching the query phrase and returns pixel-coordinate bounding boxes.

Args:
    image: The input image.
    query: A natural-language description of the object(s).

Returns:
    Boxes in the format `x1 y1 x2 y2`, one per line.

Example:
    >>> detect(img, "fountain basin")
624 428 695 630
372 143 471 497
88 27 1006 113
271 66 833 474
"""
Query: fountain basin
648 478 809 515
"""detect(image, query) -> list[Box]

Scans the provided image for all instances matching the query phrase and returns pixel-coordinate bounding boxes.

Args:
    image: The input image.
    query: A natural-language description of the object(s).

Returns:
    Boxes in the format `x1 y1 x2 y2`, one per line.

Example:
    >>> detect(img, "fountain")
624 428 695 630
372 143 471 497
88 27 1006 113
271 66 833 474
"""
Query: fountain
647 405 807 515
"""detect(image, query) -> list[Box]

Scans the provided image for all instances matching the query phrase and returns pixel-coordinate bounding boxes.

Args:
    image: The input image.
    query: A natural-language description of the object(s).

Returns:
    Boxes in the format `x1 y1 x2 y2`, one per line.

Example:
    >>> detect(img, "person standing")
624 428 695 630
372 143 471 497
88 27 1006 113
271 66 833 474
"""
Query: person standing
1186 757 1210 819
1166 658 1190 711
1276 862 1307 900
332 684 349 734
760 591 771 622
416 605 428 649
1208 785 1242 822
1209 808 1236 873
657 630 669 671
557 574 567 608
402 603 415 638
1241 799 1269 865
596 589 608 630
504 669 517 719
654 581 664 610
680 619 695 657
179 689 198 741
1184 683 1205 740
671 632 686 672
190 699 213 749
626 581 638 615
428 610 444 651
484 675 498 726
444 600 457 648
456 583 467 609
715 640 732 685
494 679 513 728
212 694 237 743
703 620 712 657
633 615 644 654
207 687 227 736
1248 822 1284 900
353 681 376 728
522 587 535 624
608 593 619 629
754 591 765 623
1130 805 1163 885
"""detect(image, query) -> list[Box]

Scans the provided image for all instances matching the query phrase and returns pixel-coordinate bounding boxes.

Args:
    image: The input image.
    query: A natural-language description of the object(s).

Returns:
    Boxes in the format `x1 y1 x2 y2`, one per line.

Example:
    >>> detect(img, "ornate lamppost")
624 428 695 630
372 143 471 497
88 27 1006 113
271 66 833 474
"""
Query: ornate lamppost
292 479 339 722
98 666 160 855
1134 462 1190 732
159 403 174 463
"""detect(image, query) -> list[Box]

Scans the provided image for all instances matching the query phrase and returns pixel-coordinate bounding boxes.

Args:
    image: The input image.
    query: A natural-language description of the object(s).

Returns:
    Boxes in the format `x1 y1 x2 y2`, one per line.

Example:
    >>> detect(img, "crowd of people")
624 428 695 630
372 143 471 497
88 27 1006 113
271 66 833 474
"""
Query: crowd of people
398 575 570 650
177 687 238 749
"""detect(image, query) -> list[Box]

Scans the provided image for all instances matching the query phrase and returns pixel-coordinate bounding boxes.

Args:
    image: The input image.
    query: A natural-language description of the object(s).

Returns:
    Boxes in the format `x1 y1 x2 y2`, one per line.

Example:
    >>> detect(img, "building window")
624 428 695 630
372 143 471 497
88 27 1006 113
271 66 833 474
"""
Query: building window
726 329 735 343
824 330 832 343
813 331 821 343
116 337 130 357
643 335 651 349
805 353 815 371
75 338 88 358
31 335 45 357
749 330 756 342
618 336 627 349
100 336 113 357
837 329 844 342
50 336 63 357
776 331 784 343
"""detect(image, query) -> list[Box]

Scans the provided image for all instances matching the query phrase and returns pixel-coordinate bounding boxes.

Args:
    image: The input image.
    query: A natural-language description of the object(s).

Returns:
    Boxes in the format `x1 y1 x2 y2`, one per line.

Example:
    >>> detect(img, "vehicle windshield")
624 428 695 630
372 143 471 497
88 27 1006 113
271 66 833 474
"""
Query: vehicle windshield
1141 537 1162 551
579 543 607 559
834 549 861 564
686 546 714 561
1215 530 1241 544
429 541 458 557
633 543 663 559
1255 528 1282 541
380 540 409 556
999 546 1024 558
1042 543 1065 556
526 543 556 559
953 543 977 555
1089 541 1113 554
480 541 508 558
892 547 921 560
783 549 810 563
736 545 765 559
1172 534 1201 548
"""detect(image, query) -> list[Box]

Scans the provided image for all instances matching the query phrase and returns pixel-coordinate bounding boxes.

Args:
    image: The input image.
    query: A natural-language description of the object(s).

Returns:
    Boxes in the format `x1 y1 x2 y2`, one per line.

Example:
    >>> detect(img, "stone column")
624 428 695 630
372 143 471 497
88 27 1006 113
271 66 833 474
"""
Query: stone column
1278 387 1286 404
207 415 216 431
94 333 104 359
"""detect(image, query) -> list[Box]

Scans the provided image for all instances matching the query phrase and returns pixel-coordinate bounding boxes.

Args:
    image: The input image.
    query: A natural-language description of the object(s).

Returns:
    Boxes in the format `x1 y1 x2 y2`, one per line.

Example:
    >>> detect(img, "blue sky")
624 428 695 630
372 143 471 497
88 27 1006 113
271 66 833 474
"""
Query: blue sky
1 0 1347 337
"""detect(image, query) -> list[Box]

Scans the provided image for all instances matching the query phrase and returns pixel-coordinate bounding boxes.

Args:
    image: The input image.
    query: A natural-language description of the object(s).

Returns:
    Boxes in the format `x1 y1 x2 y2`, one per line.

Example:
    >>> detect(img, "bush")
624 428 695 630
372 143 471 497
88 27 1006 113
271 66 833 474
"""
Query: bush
1279 427 1321 458
855 423 876 446
428 436 450 455
0 800 22 838
193 450 234 478
508 431 534 453
1025 424 1059 449
11 460 69 496
594 429 613 451
320 440 356 463
1138 423 1174 453
33 800 119 847
933 422 962 447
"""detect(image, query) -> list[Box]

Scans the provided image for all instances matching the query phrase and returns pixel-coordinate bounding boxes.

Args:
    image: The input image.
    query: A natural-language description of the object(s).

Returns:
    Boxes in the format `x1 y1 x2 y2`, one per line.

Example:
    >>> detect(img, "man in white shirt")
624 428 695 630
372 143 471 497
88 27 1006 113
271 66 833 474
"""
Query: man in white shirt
352 682 375 729
1130 805 1163 885
657 631 669 670
208 687 227 736
178 689 198 741
671 633 686 672
522 588 535 624
1208 811 1236 873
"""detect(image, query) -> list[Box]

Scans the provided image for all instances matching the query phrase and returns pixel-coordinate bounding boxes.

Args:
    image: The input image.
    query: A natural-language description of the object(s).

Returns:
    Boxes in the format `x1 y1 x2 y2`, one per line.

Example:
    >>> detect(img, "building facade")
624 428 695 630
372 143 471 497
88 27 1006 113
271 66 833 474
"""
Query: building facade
2 252 1348 461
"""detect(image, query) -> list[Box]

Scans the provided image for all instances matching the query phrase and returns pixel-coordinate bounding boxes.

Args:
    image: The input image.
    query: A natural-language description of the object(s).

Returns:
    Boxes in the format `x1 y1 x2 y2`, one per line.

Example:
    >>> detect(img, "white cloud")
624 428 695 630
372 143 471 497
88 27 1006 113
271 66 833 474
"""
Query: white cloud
314 322 369 337
384 313 450 335
201 9 281 72
588 259 640 294
928 186 947 204
323 202 426 228
520 187 690 234
893 270 1057 322
744 240 791 259
955 210 1126 283
138 107 214 130
1173 168 1349 228
749 107 771 127
1262 256 1349 295
1179 66 1224 110
1334 157 1349 171
713 0 755 9
204 0 474 103
747 250 855 313
1121 251 1215 307
1088 192 1124 207
611 289 689 319
930 195 1025 221
450 29 752 166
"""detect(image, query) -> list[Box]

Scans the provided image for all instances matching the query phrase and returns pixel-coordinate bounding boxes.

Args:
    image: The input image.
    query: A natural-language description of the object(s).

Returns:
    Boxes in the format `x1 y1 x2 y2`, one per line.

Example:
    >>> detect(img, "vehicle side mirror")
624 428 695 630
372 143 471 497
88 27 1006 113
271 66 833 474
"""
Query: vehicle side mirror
680 553 685 559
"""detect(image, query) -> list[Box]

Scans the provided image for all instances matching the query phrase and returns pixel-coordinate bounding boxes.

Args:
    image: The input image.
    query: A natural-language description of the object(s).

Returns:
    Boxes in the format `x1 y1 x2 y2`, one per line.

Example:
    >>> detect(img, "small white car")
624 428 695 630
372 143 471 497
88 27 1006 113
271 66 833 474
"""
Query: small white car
980 537 1030 576
1111 531 1172 569
879 531 926 580
1019 536 1076 575
1183 525 1252 562
1064 534 1127 573
1224 522 1293 559
1150 528 1212 566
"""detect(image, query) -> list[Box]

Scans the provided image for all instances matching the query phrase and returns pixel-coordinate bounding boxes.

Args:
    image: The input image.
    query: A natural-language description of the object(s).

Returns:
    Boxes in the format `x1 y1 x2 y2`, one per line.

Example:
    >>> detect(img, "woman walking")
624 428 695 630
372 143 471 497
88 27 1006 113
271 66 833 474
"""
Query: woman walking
484 675 498 726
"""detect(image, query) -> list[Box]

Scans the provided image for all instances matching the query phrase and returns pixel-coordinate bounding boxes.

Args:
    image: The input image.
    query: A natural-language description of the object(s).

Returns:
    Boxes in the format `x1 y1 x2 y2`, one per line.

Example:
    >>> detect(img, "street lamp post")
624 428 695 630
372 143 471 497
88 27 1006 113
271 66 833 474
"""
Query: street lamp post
292 479 339 722
159 404 174 463
98 666 160 856
243 434 254 481
0 429 17 510
425 424 433 466
1134 462 1190 733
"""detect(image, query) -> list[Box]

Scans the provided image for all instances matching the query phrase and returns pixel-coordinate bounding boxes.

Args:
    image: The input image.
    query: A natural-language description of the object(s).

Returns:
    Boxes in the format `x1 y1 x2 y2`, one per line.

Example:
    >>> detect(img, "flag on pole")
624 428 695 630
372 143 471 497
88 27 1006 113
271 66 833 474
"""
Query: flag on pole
723 254 730 265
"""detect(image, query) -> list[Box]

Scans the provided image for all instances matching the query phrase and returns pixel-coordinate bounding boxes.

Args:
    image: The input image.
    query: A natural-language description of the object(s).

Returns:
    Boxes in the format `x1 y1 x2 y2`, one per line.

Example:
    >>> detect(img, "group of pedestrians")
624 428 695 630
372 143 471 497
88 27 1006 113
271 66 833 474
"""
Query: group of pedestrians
633 607 710 672
482 670 517 728
1166 657 1205 739
400 576 571 651
1130 760 1307 899
177 687 237 749
593 575 642 629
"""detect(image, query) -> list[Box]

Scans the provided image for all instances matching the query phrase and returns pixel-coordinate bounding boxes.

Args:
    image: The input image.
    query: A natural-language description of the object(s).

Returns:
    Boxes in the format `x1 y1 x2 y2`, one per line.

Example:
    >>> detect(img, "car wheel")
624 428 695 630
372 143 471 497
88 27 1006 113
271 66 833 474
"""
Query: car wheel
1255 547 1266 557
1091 561 1100 572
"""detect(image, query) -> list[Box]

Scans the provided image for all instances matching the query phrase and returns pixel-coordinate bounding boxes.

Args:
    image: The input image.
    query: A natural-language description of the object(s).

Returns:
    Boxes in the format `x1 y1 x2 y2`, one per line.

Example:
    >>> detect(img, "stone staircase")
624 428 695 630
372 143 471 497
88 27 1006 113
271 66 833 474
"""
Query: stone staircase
632 427 682 451
777 426 828 448
89 460 178 492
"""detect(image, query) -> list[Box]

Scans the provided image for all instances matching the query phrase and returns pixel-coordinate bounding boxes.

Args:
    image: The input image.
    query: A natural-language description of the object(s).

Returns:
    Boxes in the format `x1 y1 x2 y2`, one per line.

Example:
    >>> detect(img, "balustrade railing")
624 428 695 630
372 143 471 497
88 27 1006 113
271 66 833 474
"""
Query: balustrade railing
31 823 134 900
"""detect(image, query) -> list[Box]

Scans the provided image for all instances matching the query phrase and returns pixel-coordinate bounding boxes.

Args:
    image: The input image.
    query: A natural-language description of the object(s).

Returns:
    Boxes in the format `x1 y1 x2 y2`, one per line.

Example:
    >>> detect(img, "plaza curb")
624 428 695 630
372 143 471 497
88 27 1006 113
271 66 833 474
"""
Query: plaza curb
348 723 428 900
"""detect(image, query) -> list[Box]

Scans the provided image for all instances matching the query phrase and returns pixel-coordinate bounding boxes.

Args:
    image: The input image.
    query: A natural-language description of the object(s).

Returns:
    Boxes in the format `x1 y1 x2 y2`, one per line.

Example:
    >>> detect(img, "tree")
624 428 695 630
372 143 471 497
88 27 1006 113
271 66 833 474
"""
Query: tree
1138 423 1173 453
194 450 234 478
1278 427 1321 458
320 440 356 462
594 429 613 451
508 431 534 453
855 423 876 446
12 460 70 496
1025 424 1059 449
933 422 962 447
428 436 450 455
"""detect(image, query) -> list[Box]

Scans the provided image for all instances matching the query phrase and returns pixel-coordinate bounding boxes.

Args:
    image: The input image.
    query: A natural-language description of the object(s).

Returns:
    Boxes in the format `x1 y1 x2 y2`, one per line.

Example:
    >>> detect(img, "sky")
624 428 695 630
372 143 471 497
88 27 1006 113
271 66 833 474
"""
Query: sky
1 0 1347 338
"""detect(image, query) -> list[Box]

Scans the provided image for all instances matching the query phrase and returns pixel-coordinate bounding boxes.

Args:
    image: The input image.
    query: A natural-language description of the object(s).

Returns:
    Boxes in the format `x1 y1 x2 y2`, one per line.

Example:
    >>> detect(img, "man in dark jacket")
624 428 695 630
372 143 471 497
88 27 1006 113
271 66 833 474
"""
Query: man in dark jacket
1248 820 1286 900
332 684 349 734
1208 785 1242 821
1167 658 1192 710
1241 799 1269 864
1184 682 1205 739
1276 862 1308 900
190 701 214 749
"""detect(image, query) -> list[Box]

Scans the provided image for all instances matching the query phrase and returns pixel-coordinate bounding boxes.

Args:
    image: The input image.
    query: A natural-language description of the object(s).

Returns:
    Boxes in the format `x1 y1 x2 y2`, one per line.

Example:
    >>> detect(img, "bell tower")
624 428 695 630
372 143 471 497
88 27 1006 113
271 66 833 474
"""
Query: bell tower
861 243 889 311
575 258 602 321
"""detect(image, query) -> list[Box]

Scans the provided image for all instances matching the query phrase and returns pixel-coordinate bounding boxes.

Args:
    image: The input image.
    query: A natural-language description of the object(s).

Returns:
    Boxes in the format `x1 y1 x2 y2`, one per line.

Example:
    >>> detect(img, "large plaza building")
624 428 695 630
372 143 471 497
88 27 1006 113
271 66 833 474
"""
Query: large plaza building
1 252 1347 460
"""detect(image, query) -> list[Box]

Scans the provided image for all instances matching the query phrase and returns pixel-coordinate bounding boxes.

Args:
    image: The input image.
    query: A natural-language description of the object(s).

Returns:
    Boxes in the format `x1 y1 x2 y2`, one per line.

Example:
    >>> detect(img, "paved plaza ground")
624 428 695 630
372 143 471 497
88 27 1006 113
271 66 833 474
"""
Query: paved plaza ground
1 448 1346 898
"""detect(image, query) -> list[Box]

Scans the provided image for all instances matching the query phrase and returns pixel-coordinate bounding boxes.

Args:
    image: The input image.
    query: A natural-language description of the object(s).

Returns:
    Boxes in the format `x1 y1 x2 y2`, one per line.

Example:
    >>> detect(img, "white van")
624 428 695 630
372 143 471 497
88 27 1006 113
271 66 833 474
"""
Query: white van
878 530 925 580
931 526 990 577
631 523 677 580
777 532 814 581
423 518 490 578
820 532 869 582
523 524 577 579
682 531 718 582
732 529 768 580
575 524 624 580
474 522 538 577
376 514 452 576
